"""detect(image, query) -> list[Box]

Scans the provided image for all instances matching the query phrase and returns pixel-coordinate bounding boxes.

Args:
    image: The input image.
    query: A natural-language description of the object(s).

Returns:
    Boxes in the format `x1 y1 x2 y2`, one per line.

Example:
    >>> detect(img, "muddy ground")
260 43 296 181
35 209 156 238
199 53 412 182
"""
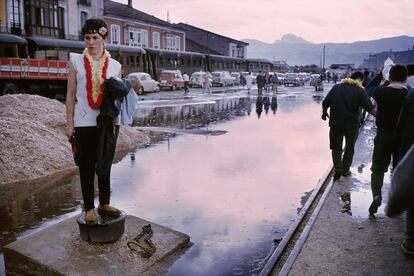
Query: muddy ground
288 116 414 275
0 94 149 185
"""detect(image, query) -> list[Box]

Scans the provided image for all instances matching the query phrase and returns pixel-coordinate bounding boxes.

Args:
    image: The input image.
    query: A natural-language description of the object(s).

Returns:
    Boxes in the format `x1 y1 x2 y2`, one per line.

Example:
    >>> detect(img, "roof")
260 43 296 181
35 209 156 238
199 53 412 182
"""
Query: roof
247 58 273 64
0 33 27 45
174 23 248 47
27 36 145 54
104 0 174 29
27 36 85 49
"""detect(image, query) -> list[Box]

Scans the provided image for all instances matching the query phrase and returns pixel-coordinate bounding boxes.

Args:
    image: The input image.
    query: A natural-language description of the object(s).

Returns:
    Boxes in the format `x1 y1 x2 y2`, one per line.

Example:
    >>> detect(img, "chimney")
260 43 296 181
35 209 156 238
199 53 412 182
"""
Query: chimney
128 0 132 7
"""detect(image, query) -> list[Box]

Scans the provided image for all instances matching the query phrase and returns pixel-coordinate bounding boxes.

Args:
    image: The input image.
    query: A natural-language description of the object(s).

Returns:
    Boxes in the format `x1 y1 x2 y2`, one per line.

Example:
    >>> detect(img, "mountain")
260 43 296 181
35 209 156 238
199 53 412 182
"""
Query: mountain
243 35 414 67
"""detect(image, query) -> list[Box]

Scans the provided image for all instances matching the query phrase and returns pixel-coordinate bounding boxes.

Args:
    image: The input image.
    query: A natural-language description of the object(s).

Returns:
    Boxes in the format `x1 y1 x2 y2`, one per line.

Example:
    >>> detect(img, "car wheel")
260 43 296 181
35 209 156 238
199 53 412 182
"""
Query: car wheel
1 83 19 95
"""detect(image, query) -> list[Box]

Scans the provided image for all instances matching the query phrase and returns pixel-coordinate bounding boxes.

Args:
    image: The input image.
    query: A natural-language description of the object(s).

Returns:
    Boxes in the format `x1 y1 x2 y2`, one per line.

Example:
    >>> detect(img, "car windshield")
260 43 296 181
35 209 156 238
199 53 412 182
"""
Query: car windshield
212 73 221 77
160 73 172 78
192 73 202 77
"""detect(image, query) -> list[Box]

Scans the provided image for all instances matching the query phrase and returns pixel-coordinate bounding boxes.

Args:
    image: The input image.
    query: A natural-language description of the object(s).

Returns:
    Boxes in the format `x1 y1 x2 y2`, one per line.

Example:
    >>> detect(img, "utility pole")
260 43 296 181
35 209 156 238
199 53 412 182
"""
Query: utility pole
322 44 326 70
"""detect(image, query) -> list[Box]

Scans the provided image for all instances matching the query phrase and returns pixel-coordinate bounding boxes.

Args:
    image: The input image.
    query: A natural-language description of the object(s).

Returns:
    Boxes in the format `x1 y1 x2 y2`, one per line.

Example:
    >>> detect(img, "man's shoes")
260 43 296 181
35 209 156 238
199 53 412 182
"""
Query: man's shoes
401 242 414 256
85 209 97 224
333 172 341 181
343 171 351 176
98 204 121 216
369 196 382 215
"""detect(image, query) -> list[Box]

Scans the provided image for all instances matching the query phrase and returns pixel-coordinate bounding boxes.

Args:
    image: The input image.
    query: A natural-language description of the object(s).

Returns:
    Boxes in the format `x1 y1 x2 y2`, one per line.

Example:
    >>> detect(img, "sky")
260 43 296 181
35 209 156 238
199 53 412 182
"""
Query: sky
114 0 414 44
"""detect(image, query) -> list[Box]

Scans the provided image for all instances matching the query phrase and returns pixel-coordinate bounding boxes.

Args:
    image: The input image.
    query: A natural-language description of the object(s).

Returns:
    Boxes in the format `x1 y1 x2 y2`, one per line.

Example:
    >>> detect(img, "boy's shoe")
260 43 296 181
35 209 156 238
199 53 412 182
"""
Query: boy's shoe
369 196 382 215
401 242 414 256
333 172 341 181
98 204 121 216
85 209 97 225
342 171 351 176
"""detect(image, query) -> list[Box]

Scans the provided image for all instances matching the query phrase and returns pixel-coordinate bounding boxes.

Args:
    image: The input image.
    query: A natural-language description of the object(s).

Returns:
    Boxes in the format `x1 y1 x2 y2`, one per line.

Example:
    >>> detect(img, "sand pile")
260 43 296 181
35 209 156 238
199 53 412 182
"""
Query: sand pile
0 94 149 184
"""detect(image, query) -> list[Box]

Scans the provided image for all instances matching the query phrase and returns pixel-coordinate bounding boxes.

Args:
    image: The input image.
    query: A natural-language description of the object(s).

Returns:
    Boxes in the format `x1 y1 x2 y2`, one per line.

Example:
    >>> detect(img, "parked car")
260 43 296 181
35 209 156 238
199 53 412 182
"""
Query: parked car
126 72 159 94
230 72 241 85
211 71 235 86
284 73 304 86
310 74 323 91
159 69 185 90
275 73 285 85
189 71 212 88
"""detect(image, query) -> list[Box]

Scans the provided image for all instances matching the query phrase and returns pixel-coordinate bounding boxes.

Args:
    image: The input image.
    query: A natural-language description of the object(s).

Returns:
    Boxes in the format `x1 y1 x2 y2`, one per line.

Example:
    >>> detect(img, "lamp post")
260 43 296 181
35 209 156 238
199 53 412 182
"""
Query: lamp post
206 33 210 71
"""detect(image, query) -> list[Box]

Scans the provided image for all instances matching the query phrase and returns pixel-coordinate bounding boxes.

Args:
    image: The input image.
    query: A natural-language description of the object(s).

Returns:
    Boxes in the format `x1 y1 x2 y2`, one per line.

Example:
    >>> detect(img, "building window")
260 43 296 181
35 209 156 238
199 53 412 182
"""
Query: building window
111 25 120 44
152 32 160 49
126 27 148 47
176 36 180 51
80 11 88 29
8 0 21 30
165 34 180 51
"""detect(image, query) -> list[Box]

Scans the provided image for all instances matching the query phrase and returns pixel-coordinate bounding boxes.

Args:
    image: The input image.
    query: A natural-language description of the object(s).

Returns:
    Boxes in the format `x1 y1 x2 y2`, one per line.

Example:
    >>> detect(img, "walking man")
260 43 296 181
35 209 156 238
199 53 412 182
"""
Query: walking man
183 72 189 94
256 71 265 95
368 64 409 216
322 71 376 181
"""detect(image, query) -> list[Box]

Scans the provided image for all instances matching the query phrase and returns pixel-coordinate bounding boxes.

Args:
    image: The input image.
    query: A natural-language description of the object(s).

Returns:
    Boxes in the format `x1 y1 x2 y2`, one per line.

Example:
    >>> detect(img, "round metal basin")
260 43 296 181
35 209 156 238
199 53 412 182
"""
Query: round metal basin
77 211 126 243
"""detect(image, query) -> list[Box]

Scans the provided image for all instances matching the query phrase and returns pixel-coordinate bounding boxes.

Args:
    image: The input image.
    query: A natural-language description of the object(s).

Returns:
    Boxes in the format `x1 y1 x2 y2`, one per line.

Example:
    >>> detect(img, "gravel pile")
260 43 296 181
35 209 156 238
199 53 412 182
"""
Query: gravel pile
0 94 148 184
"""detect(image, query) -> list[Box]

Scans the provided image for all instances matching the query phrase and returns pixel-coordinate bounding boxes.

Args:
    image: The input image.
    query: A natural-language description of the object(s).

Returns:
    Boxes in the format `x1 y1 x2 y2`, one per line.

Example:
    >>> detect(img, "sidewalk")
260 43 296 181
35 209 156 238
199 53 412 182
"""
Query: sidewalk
288 116 414 275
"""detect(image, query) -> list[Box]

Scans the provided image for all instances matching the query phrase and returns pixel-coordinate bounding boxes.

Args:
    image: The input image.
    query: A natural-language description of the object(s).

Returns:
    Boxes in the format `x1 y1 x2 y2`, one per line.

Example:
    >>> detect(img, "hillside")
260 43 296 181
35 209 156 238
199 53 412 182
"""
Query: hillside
243 34 414 66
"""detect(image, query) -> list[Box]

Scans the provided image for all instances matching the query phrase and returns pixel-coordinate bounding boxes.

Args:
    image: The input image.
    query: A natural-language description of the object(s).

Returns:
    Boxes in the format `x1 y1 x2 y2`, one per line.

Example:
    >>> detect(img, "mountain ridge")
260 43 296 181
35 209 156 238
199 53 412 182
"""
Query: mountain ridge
243 35 414 66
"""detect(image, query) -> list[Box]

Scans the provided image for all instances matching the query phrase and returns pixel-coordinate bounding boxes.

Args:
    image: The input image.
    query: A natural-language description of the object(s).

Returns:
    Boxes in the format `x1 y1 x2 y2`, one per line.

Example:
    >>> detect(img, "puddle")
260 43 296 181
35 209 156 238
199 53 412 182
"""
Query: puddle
0 93 331 275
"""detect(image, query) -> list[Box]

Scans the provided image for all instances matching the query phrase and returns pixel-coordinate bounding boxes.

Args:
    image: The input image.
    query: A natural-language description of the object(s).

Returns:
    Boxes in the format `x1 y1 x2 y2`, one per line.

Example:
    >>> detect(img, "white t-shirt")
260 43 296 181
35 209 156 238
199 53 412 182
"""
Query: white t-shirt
70 53 121 127
183 74 189 82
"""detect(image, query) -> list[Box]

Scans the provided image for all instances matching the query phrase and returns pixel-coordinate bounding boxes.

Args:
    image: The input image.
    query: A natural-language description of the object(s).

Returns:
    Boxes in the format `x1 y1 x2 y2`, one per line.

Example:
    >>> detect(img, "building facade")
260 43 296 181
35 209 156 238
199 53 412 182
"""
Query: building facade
104 0 185 51
360 47 414 70
0 0 102 39
174 23 248 59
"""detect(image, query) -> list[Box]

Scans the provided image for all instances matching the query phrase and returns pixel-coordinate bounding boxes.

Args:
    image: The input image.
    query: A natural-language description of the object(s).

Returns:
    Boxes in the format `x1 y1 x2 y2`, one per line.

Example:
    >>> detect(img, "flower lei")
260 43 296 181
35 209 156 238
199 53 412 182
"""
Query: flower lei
83 48 110 109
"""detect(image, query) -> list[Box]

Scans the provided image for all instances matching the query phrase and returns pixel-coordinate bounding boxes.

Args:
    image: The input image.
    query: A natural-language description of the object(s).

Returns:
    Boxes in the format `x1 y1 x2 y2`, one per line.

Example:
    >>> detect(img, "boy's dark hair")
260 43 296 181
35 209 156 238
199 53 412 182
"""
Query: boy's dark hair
389 64 408 82
407 64 414 76
350 71 363 80
81 18 108 39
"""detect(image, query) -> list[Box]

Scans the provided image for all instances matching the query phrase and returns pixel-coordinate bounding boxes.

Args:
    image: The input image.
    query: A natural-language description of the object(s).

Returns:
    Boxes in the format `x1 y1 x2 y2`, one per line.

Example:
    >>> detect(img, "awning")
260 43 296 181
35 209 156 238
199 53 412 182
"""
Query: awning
27 36 85 49
0 33 27 45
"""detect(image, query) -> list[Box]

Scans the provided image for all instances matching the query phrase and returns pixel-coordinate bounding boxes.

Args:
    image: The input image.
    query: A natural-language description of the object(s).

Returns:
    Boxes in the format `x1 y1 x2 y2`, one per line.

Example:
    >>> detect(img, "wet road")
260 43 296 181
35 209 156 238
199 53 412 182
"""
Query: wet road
0 84 332 275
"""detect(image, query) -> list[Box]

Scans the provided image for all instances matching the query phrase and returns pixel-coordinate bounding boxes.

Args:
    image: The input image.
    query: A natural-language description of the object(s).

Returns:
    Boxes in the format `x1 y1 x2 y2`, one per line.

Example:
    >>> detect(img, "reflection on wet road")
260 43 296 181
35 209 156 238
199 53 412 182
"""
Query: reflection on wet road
0 90 331 275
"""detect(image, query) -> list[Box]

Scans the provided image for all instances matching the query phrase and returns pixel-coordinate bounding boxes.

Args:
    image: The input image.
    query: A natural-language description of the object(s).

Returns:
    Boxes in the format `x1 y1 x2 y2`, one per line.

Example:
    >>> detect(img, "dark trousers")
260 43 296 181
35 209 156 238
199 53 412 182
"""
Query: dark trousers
329 122 358 174
75 126 118 211
184 81 189 93
370 131 395 200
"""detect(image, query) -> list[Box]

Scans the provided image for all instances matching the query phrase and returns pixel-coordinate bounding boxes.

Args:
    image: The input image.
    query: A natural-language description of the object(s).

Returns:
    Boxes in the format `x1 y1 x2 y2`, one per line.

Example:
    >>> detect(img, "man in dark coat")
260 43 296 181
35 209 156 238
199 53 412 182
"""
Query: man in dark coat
394 87 414 255
256 71 265 95
368 64 409 216
322 71 376 181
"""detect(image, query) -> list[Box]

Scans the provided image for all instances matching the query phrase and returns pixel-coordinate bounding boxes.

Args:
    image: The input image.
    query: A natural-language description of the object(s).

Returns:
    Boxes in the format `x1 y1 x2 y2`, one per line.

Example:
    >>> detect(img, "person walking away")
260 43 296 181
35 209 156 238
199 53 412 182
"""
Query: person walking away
368 64 409 216
240 72 246 90
264 70 270 93
256 71 265 95
394 85 414 255
203 71 211 94
406 64 414 89
333 73 338 84
322 71 376 181
183 72 190 94
271 73 279 94
66 19 122 224
245 72 253 94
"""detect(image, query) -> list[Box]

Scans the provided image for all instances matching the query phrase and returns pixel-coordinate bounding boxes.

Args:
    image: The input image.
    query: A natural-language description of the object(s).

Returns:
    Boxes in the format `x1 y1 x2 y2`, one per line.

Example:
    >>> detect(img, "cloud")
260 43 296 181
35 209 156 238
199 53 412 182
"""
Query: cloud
114 0 414 43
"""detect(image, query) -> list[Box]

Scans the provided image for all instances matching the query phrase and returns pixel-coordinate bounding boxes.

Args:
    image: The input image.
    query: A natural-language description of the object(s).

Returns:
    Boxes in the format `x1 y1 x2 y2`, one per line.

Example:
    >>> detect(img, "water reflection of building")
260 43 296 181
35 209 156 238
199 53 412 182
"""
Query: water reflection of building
135 97 254 128
0 175 82 250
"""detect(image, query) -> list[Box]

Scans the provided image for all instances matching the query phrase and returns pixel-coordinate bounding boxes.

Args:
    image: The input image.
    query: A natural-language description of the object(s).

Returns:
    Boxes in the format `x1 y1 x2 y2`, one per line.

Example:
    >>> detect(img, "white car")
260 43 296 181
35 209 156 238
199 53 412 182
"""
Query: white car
126 72 159 94
211 71 235 87
189 71 212 88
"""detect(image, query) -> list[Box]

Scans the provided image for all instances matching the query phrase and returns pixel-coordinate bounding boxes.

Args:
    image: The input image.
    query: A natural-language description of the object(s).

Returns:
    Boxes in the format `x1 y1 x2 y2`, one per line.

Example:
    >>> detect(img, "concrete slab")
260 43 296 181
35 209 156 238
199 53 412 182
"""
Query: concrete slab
4 215 190 275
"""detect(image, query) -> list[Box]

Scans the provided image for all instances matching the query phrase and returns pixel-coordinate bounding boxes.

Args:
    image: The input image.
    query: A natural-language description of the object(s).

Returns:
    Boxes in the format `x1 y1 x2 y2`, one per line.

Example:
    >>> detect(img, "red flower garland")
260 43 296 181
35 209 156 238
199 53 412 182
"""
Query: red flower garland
83 52 109 109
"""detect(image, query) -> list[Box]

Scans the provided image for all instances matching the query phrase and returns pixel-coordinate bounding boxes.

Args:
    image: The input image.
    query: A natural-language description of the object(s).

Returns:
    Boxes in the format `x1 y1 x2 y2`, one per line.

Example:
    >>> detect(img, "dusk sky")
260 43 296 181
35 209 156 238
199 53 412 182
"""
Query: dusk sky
114 0 414 44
